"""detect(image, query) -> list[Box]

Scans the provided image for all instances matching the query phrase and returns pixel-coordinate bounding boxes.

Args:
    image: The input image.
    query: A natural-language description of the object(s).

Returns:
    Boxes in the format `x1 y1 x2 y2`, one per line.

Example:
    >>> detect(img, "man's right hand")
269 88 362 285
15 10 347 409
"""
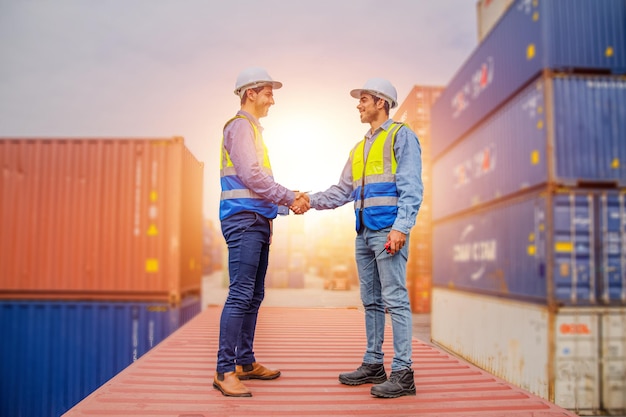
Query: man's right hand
290 192 310 214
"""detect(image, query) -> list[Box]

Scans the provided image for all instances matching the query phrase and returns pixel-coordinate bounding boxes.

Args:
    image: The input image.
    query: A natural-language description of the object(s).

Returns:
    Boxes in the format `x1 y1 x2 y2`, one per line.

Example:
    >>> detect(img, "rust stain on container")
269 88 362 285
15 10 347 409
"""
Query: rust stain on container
64 307 578 417
0 137 204 302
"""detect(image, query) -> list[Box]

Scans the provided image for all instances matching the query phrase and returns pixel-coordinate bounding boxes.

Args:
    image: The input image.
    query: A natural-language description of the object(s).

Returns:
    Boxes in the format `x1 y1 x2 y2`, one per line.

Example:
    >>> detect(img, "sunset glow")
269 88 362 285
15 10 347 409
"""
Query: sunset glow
263 96 366 195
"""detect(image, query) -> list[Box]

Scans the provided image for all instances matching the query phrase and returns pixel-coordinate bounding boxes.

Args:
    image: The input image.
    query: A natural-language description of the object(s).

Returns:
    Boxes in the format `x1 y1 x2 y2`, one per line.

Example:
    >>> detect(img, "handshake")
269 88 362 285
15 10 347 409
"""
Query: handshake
290 191 310 215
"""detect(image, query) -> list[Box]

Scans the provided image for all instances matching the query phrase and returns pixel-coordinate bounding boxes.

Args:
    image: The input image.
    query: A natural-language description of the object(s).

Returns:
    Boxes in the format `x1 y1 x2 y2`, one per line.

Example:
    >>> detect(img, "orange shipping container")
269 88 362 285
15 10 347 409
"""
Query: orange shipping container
393 85 444 313
0 137 204 303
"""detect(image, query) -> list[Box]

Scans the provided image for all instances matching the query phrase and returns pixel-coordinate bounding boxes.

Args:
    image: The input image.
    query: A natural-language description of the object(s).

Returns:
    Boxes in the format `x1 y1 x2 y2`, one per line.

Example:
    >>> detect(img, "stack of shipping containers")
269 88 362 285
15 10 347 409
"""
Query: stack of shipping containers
392 85 444 313
0 137 204 417
430 0 626 414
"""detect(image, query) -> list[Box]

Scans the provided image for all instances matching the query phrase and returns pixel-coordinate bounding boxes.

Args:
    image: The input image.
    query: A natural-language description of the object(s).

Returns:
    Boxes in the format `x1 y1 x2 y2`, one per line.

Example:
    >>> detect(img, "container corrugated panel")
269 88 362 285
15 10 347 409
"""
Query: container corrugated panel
552 75 626 184
0 137 204 302
179 139 205 294
63 306 578 417
432 73 626 221
602 310 626 410
599 192 626 303
393 85 444 314
0 297 201 417
394 85 444 129
432 287 626 415
433 188 626 305
431 0 626 159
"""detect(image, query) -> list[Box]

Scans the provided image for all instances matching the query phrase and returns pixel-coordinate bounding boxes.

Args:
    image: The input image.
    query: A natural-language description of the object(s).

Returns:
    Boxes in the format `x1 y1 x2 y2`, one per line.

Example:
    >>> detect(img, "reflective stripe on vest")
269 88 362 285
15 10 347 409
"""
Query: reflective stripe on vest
219 114 277 220
350 122 404 231
220 188 262 200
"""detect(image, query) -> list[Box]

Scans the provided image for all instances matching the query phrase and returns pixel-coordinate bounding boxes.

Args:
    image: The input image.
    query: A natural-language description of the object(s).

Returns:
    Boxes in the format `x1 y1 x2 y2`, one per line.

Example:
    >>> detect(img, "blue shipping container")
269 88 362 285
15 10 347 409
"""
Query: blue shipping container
431 0 626 159
0 297 201 417
433 189 626 305
432 73 626 221
600 192 626 303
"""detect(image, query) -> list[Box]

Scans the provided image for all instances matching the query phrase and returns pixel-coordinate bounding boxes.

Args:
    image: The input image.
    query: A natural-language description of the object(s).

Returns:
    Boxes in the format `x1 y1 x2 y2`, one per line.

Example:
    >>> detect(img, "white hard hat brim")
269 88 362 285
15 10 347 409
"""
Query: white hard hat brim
234 80 283 96
350 88 397 109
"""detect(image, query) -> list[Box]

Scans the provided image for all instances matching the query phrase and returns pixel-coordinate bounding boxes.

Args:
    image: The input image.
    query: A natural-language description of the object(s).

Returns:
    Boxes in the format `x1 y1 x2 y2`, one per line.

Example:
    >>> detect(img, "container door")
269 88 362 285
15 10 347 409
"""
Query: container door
554 311 600 412
552 192 595 304
601 309 626 412
598 192 626 304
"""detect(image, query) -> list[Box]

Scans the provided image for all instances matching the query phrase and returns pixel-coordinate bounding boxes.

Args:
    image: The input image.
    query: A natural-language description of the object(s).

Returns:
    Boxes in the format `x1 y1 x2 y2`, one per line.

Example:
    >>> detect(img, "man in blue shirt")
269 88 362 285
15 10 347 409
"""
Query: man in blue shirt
308 78 422 398
215 66 309 397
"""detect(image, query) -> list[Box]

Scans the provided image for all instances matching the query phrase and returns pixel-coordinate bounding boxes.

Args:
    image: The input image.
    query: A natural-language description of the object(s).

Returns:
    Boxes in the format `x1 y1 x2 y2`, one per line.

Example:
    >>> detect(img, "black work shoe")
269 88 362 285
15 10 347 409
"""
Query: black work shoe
370 368 416 398
338 362 387 386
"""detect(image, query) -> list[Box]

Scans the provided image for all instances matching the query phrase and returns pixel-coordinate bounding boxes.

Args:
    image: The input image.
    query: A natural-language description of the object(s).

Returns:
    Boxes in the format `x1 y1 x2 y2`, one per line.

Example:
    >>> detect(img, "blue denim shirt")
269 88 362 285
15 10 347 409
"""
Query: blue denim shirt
222 110 295 210
310 119 423 234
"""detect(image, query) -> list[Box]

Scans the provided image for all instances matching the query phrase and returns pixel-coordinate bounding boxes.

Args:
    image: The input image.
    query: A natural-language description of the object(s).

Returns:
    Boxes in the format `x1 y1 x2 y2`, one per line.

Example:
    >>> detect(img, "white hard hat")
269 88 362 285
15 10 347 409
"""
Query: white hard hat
234 66 282 97
350 78 398 109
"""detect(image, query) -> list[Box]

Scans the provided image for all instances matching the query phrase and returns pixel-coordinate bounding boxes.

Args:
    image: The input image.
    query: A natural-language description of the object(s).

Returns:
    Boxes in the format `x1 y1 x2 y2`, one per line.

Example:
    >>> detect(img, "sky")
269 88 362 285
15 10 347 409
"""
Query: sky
0 0 480 223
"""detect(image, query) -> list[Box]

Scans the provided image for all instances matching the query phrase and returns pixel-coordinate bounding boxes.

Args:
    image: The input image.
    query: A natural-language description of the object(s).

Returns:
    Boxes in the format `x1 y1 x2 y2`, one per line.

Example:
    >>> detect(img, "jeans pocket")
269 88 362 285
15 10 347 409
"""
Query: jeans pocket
221 211 257 242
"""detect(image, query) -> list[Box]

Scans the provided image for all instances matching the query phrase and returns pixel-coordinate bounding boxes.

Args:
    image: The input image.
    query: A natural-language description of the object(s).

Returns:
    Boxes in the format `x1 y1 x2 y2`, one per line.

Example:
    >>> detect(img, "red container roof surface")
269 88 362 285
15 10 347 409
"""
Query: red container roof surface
64 307 578 417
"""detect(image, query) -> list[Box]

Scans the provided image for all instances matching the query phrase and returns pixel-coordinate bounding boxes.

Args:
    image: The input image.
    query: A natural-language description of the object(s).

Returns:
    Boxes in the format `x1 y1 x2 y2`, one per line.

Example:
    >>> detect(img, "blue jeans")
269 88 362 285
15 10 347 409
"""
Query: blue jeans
355 226 413 371
217 211 271 374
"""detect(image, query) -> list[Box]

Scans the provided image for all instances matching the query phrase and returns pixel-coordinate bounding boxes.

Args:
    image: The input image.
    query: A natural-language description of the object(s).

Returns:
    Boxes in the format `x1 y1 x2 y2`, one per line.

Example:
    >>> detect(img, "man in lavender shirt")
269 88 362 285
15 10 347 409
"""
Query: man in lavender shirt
213 66 309 397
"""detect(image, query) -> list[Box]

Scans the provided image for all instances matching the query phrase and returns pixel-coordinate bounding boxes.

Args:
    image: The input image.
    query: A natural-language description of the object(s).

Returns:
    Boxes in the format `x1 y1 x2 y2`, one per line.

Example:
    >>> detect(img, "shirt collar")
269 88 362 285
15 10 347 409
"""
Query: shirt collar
365 118 394 140
237 110 263 132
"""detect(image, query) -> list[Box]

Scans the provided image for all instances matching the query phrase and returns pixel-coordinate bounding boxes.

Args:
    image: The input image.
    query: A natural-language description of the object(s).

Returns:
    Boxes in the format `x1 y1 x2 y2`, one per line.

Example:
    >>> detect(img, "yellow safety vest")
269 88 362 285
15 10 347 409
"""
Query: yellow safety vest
219 114 277 220
350 122 404 231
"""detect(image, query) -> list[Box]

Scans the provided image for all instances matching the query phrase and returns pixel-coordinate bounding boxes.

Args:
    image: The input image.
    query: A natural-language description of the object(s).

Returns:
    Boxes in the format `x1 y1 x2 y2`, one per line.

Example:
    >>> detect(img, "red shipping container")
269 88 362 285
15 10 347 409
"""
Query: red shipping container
0 137 204 303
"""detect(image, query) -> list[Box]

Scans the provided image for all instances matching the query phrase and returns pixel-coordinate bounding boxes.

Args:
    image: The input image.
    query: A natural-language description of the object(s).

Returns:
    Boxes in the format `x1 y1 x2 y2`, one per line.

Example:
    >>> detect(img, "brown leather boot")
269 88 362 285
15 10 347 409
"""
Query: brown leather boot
213 371 252 397
236 362 281 380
